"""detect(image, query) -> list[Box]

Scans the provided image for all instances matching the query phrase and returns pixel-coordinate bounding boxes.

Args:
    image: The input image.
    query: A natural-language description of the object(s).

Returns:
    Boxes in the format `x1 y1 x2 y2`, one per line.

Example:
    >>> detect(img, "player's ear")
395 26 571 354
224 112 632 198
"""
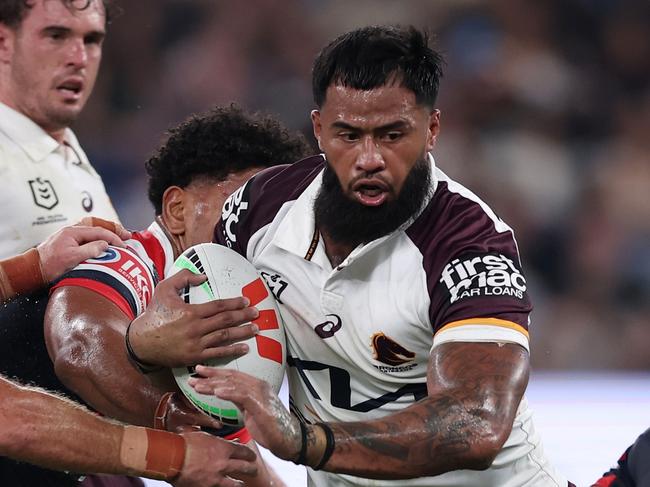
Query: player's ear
311 110 324 151
161 186 186 235
426 109 441 151
0 23 15 63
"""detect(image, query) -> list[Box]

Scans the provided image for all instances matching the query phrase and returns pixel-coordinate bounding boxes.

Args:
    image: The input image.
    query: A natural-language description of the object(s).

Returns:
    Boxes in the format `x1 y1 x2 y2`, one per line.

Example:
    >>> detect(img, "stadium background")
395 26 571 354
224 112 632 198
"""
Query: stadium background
72 0 649 484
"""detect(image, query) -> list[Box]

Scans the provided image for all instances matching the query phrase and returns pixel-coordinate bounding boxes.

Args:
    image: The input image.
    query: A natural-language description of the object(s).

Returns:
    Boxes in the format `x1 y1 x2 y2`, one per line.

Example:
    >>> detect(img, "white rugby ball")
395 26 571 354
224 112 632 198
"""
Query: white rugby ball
169 243 286 427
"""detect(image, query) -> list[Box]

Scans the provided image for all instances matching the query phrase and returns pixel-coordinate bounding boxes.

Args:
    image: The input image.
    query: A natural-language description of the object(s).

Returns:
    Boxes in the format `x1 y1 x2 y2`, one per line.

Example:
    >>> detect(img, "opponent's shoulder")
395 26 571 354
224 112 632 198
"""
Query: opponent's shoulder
52 233 157 320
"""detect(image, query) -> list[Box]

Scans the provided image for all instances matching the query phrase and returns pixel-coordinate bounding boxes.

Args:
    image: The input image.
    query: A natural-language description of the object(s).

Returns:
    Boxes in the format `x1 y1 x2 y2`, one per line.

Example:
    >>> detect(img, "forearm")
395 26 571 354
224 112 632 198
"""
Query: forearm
0 377 185 479
0 376 123 473
0 248 45 303
297 343 527 479
301 394 501 479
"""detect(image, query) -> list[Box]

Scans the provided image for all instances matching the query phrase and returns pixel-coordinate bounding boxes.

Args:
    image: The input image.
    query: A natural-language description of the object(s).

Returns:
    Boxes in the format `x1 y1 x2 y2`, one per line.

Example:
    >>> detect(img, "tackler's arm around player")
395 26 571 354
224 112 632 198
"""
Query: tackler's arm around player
0 219 130 303
189 341 529 479
0 376 258 487
126 269 261 368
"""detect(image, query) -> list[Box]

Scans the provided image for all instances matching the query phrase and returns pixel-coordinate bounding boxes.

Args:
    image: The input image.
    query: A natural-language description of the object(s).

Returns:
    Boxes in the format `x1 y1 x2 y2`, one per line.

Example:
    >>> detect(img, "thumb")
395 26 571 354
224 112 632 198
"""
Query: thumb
167 269 208 292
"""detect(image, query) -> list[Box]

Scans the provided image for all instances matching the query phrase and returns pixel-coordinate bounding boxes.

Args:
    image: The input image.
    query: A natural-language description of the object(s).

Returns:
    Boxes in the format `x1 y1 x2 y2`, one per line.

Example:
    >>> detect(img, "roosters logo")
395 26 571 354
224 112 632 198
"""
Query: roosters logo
371 333 415 367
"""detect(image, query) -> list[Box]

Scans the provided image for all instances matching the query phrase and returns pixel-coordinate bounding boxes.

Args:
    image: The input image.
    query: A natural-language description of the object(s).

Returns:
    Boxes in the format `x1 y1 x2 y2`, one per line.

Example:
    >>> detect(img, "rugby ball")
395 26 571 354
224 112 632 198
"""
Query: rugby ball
169 243 286 427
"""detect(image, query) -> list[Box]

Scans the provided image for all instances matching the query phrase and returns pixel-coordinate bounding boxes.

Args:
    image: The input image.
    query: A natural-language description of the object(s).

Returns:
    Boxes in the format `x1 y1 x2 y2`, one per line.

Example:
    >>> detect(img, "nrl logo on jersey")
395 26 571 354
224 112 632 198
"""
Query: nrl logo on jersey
439 253 526 304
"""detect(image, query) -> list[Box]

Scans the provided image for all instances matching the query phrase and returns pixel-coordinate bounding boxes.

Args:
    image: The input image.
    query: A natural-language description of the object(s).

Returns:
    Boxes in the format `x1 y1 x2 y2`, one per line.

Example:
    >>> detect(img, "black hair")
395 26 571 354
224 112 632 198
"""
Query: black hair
0 0 117 28
312 25 444 108
146 104 313 215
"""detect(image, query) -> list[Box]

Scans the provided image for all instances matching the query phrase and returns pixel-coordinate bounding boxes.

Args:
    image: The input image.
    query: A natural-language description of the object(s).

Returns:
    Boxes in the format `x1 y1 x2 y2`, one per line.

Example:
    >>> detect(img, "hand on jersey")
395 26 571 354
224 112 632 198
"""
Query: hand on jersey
189 365 302 462
37 219 131 282
160 391 224 433
174 430 257 487
128 269 260 368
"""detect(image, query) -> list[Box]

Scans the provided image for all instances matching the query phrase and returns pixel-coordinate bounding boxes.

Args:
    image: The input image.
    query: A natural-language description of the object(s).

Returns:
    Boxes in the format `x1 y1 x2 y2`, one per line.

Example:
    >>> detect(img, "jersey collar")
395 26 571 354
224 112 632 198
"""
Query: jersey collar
0 102 80 163
145 220 177 278
273 153 439 260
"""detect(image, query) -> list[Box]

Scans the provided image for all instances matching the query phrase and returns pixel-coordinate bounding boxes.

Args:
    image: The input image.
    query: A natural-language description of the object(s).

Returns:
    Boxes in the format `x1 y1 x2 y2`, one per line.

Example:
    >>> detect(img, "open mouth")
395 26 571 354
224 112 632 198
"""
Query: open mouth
57 79 83 97
352 180 389 206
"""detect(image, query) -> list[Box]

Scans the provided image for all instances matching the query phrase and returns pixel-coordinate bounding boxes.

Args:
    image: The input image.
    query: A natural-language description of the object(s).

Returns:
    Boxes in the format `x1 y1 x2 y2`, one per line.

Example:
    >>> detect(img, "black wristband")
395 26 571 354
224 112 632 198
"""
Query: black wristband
313 422 335 470
125 320 163 374
291 421 308 465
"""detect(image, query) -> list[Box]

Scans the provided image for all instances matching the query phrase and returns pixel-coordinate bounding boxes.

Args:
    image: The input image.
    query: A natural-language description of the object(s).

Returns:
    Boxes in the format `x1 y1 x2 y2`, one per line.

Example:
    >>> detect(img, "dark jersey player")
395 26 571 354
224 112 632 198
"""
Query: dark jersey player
593 428 650 487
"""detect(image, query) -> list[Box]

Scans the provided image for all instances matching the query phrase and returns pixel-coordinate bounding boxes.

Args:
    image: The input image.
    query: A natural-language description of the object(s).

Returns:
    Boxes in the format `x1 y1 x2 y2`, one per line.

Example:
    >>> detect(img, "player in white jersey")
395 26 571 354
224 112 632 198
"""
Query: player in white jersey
44 106 312 486
0 1 119 259
180 26 573 486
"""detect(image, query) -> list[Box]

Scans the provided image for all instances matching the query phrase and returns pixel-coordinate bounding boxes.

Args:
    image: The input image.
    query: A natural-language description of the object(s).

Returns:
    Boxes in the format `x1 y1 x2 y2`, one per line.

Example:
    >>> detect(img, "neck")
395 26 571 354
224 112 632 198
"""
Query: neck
155 215 184 260
320 230 357 268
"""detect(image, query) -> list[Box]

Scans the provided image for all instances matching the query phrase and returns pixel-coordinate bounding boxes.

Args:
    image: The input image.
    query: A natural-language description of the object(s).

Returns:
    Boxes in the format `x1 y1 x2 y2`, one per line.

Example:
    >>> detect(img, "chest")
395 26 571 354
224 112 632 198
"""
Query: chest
0 153 117 257
254 237 434 378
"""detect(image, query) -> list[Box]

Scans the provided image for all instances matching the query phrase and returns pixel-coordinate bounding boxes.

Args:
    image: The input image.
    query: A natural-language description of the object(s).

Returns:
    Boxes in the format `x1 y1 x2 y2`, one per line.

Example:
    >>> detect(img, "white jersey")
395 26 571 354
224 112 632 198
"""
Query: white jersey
214 155 567 487
0 102 120 258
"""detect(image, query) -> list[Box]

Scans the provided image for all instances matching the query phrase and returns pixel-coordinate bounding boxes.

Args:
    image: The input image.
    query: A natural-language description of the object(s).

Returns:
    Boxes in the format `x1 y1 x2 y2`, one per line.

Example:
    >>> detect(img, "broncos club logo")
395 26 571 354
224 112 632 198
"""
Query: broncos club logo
371 333 416 367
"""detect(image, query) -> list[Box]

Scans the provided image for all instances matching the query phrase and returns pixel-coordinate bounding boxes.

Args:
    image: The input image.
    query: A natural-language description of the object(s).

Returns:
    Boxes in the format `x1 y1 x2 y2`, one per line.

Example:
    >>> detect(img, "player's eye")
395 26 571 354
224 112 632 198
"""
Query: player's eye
382 131 403 141
339 131 360 142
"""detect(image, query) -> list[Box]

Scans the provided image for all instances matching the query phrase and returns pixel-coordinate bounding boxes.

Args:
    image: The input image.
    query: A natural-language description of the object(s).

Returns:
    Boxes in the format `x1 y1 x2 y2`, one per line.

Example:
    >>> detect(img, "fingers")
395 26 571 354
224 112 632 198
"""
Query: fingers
224 458 259 477
161 269 208 293
200 344 249 362
75 240 111 262
76 217 132 240
194 296 255 319
229 444 257 462
69 225 129 248
199 319 258 345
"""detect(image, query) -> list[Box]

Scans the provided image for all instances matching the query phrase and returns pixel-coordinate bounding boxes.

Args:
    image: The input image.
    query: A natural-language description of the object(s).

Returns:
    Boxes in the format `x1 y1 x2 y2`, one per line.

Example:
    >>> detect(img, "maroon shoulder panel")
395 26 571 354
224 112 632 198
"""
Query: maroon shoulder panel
405 181 533 333
213 155 324 255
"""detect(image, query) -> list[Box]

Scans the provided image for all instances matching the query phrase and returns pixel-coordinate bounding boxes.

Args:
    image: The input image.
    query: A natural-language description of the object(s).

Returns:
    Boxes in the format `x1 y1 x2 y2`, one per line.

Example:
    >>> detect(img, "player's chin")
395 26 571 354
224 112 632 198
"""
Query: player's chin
47 106 82 127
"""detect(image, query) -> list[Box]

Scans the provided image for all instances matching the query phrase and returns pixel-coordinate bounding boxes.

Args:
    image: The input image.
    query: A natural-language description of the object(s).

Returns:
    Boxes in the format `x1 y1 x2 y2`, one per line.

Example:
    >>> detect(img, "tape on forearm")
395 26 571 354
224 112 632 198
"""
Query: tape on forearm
0 248 46 302
120 426 186 480
86 216 119 233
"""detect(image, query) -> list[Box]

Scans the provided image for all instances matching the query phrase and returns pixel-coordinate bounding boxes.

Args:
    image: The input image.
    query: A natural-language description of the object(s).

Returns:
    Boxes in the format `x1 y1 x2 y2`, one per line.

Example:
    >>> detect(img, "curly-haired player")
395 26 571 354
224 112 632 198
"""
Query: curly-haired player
16 105 310 486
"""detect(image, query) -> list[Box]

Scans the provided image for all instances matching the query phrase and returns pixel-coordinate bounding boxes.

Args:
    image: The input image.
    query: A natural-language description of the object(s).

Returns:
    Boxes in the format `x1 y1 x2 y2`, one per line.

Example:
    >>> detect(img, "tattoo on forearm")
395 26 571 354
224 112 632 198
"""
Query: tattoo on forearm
325 343 528 477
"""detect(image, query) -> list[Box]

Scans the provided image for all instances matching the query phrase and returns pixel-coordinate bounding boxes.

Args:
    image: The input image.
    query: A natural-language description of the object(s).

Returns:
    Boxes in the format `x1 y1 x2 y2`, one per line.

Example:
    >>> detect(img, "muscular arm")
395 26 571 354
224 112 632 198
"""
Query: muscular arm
193 341 529 479
318 342 529 478
0 375 124 473
44 286 285 487
0 376 258 485
44 286 165 426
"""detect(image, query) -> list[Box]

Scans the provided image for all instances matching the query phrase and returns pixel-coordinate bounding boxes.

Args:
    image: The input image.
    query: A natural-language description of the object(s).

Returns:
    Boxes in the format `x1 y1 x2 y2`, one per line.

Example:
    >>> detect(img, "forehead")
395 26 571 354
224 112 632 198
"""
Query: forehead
320 84 425 126
187 167 263 204
22 0 106 31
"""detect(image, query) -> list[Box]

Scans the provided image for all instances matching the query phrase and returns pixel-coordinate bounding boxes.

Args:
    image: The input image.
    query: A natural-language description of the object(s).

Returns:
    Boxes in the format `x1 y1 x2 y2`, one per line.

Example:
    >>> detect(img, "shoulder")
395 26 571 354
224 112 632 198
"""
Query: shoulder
51 233 157 320
217 155 324 251
406 171 519 261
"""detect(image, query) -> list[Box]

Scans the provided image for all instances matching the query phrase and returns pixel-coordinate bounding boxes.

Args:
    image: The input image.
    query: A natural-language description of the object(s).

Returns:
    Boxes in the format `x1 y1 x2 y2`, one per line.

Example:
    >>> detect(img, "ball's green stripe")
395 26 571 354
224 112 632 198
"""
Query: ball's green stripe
174 257 215 300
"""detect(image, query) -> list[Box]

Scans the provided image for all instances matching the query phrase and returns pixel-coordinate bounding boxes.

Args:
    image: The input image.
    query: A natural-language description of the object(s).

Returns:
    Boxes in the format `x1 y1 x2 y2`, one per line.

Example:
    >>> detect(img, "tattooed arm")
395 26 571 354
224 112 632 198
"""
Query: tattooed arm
190 341 529 479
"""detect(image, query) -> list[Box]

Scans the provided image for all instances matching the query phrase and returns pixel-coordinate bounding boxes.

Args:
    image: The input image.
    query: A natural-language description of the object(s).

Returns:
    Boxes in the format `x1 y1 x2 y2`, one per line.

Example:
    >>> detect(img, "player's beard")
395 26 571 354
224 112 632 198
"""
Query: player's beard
314 155 432 247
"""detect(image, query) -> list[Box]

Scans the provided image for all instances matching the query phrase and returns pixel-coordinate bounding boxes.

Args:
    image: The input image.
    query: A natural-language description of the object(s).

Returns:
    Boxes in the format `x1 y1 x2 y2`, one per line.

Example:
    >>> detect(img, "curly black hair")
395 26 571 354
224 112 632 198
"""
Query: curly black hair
146 104 313 215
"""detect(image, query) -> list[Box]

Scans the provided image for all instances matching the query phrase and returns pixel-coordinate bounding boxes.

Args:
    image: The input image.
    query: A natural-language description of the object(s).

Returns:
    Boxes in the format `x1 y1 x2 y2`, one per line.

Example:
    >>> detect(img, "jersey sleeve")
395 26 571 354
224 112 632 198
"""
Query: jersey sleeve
51 245 157 320
431 248 532 351
408 186 533 351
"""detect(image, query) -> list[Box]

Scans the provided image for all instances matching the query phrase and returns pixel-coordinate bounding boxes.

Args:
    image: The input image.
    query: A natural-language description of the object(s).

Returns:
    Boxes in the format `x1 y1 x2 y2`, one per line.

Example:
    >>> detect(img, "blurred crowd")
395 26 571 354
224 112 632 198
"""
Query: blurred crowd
76 0 650 370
